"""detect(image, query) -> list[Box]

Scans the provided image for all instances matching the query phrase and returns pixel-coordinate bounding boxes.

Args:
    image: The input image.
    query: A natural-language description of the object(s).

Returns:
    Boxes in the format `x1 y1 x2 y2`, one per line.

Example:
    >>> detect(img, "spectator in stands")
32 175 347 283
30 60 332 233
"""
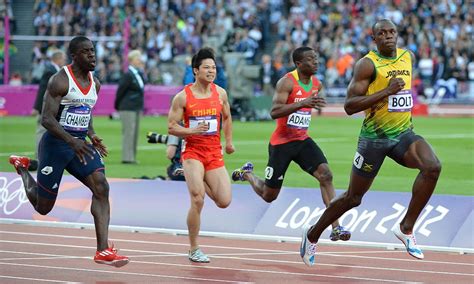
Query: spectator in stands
259 54 277 97
114 50 145 164
23 0 472 102
9 72 22 86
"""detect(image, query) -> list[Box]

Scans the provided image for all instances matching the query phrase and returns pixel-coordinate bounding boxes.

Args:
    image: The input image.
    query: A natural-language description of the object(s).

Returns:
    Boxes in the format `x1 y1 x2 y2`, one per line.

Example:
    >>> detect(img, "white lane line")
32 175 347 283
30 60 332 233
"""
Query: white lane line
206 255 474 277
0 240 472 277
1 230 472 267
0 275 77 283
130 259 406 283
0 257 403 283
0 262 250 283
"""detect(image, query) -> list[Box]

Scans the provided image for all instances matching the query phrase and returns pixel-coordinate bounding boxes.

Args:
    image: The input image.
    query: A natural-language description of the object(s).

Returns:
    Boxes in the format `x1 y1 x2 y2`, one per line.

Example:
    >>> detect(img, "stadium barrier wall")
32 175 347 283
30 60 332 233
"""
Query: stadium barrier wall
0 172 472 251
0 85 182 116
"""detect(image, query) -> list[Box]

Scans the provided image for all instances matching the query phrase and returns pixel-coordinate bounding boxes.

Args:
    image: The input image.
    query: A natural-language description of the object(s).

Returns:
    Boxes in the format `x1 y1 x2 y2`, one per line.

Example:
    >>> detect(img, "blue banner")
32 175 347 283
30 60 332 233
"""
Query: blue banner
0 172 472 250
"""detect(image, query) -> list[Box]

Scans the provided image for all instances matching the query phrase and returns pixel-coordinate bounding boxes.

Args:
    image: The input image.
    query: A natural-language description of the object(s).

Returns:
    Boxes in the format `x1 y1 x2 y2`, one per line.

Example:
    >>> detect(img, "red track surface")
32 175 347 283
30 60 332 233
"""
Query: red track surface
0 223 472 283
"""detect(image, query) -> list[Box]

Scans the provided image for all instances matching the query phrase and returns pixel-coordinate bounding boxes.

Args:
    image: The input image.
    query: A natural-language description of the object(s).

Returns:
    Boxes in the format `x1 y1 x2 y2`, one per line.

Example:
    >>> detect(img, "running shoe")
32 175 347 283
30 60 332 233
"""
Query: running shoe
329 226 351 241
392 224 424 259
300 224 317 267
188 248 210 263
172 165 184 176
9 155 30 174
231 162 254 181
94 245 130 267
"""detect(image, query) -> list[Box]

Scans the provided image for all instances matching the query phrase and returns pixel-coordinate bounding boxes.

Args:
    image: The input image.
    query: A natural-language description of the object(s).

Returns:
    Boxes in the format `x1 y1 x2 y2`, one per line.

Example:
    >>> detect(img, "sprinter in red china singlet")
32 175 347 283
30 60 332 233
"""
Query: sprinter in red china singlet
168 48 235 263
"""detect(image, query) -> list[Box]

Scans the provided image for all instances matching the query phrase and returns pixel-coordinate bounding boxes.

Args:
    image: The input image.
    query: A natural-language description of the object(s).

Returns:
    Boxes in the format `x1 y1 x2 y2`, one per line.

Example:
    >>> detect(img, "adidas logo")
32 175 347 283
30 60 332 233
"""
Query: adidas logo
52 183 58 189
278 175 284 180
296 90 302 96
70 87 77 92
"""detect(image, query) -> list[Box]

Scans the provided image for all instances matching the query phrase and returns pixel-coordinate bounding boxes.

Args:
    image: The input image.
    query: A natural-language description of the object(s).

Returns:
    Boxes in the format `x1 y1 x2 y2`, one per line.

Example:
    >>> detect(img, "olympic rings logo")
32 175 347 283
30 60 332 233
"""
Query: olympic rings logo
0 177 29 215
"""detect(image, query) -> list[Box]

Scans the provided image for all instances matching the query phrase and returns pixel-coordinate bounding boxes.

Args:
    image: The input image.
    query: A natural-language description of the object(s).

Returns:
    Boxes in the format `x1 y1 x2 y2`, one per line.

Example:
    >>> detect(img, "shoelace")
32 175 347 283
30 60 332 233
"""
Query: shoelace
307 242 317 255
191 249 208 260
407 234 417 245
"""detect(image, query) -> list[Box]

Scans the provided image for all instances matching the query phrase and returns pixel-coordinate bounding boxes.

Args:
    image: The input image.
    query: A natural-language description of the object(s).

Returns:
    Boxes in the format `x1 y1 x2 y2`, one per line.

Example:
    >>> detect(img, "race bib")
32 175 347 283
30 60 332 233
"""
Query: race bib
189 115 218 135
61 105 91 131
388 90 413 112
287 111 311 129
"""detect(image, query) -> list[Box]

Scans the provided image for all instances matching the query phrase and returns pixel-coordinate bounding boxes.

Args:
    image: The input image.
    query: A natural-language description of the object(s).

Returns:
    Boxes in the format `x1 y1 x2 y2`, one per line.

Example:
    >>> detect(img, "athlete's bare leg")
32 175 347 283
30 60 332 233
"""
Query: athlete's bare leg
17 167 56 215
183 159 206 250
204 167 232 208
312 163 340 228
398 139 441 234
81 171 111 251
243 172 281 203
307 172 373 243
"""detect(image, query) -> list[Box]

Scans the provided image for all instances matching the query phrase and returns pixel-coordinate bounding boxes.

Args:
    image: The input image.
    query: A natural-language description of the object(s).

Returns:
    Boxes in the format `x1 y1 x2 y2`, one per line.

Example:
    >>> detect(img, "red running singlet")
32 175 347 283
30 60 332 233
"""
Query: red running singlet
269 70 321 145
183 83 222 147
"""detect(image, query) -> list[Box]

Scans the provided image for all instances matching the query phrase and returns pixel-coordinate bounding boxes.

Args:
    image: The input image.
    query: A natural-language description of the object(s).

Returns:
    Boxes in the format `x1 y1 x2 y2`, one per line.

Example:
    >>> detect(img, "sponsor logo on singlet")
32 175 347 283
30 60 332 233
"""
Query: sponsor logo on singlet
385 70 410 78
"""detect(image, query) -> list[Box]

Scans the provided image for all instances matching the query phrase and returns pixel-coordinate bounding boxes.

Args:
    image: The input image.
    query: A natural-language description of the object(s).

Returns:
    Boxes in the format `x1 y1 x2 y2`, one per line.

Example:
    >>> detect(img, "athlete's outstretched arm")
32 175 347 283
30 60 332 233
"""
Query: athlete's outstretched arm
344 57 405 115
41 71 95 163
168 91 208 138
219 88 235 154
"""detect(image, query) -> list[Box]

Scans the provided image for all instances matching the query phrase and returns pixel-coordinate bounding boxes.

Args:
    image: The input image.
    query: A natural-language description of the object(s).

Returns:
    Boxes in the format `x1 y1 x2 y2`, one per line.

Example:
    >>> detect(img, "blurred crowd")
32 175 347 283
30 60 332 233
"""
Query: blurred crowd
25 0 474 99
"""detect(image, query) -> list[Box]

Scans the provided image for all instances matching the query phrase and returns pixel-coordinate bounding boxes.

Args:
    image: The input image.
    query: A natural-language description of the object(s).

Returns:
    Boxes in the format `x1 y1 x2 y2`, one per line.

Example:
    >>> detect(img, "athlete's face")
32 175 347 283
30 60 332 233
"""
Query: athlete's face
194 58 216 83
373 21 398 55
72 40 96 72
297 50 319 76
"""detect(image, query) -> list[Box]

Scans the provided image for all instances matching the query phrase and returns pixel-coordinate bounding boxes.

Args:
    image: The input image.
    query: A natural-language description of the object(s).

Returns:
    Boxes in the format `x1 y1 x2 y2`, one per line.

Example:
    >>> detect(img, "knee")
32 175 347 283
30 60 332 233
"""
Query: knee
191 193 205 209
422 160 442 180
318 169 333 185
35 204 53 215
262 192 278 203
215 199 231 209
342 193 363 208
92 181 110 200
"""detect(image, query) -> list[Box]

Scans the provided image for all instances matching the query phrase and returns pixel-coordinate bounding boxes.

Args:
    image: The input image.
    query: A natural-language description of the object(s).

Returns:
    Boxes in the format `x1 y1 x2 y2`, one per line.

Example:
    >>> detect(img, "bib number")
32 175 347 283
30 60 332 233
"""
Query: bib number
61 105 91 131
189 115 218 135
287 111 311 129
388 90 413 112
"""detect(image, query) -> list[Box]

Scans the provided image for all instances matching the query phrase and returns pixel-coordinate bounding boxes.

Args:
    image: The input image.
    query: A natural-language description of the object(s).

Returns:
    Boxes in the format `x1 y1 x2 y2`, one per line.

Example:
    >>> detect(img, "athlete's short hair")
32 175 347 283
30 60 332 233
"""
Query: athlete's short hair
68 36 91 57
292 46 313 65
371 19 396 35
191 47 216 70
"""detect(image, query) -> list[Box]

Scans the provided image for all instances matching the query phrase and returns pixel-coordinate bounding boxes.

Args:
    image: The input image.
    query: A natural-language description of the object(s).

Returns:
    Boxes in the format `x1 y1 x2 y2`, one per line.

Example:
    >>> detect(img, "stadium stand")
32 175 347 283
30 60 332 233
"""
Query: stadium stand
3 1 474 109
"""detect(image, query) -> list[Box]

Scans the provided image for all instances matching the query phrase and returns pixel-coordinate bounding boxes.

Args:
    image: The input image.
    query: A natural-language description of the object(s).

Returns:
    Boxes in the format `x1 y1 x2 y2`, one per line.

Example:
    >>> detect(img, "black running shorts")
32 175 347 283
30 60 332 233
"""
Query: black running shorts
264 138 328 188
352 129 423 178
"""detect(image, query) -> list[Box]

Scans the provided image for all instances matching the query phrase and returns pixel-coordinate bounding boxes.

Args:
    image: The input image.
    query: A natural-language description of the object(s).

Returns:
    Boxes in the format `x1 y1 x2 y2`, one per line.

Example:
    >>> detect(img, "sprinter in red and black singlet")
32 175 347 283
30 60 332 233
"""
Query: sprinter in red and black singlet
232 47 351 242
168 48 235 263
8 36 129 267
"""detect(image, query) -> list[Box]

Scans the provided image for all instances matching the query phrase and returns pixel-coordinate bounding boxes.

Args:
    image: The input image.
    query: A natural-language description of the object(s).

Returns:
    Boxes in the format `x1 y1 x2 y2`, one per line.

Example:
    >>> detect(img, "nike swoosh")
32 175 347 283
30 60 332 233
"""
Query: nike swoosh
190 103 197 108
406 239 422 254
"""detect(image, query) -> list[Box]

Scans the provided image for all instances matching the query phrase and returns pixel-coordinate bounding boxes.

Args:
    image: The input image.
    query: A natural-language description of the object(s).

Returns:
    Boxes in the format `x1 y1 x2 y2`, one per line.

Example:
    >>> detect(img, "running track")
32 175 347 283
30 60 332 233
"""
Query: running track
0 223 472 283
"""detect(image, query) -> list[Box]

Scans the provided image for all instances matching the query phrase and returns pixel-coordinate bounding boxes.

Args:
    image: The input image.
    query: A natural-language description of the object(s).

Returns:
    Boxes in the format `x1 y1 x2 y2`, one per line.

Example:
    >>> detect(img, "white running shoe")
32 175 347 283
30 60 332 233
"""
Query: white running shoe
300 225 317 266
188 248 210 263
392 224 424 259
